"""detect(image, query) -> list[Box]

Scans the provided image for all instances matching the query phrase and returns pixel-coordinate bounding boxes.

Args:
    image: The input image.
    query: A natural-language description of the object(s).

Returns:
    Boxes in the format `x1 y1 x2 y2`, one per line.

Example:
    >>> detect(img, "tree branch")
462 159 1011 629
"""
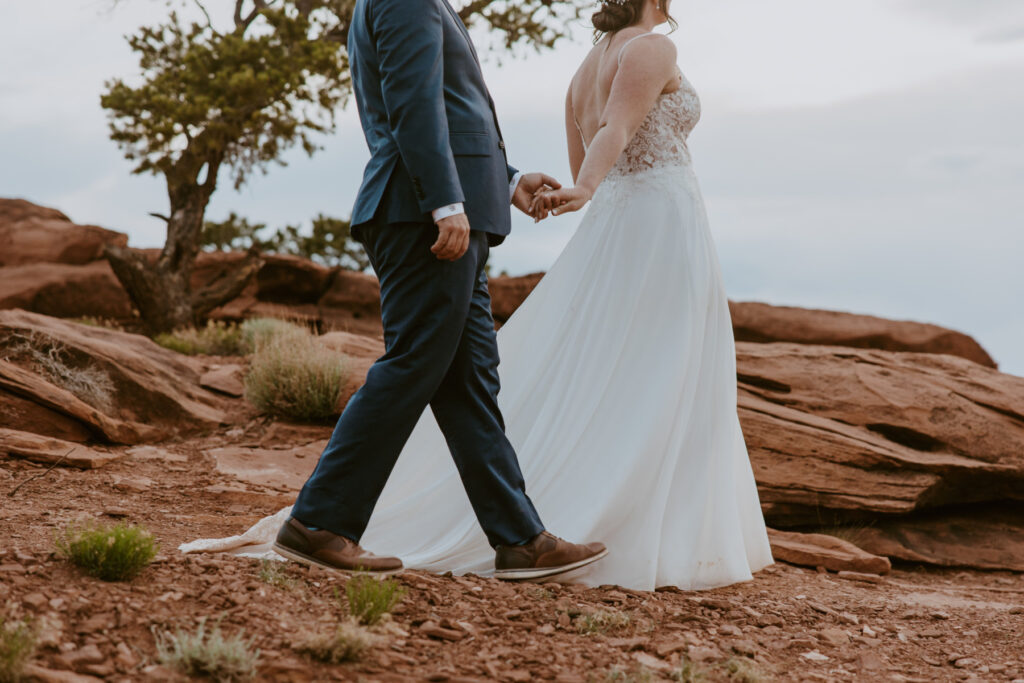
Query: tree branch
191 0 215 31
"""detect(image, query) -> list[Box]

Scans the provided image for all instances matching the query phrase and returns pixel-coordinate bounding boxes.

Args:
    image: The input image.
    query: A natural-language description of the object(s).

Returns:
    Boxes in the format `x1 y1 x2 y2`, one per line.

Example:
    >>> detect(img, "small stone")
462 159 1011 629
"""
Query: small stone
557 612 571 628
930 611 951 620
800 650 830 662
836 571 884 584
787 637 818 650
536 624 555 635
633 652 672 672
607 637 646 651
862 625 876 638
954 658 978 669
23 592 47 610
418 621 465 641
507 670 531 682
819 628 849 647
857 652 885 671
655 639 688 658
719 624 742 636
21 665 104 683
730 639 759 658
839 612 859 625
687 645 723 662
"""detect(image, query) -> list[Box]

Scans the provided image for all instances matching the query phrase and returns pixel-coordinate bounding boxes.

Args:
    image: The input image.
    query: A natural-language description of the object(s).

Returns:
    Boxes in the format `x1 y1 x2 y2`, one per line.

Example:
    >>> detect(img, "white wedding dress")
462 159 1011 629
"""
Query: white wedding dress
181 54 774 591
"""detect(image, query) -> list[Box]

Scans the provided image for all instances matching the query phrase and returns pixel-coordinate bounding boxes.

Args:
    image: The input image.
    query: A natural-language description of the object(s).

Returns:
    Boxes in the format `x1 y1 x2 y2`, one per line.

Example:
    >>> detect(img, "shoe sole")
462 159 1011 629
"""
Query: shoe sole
494 548 610 581
271 542 403 576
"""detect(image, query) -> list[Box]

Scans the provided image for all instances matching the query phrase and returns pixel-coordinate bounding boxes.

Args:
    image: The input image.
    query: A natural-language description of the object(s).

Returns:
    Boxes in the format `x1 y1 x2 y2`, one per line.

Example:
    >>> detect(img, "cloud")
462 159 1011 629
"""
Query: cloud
978 24 1024 43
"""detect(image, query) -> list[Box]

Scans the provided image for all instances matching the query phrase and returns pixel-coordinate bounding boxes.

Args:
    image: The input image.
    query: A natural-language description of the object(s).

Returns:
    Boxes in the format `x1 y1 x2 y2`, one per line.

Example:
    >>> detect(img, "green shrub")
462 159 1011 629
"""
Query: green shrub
155 619 259 681
155 321 247 356
56 521 158 581
244 330 347 421
0 615 36 683
295 620 373 663
341 575 406 626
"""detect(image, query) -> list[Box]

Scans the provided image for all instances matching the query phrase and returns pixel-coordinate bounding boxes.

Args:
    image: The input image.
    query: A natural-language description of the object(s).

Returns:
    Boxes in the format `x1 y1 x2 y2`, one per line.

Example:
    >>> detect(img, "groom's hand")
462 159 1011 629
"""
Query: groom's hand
432 213 471 261
513 172 562 219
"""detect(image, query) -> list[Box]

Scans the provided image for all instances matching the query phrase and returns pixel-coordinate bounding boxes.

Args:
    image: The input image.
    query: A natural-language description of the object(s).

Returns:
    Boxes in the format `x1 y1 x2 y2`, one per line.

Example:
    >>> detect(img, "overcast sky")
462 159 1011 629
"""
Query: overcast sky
2 0 1023 375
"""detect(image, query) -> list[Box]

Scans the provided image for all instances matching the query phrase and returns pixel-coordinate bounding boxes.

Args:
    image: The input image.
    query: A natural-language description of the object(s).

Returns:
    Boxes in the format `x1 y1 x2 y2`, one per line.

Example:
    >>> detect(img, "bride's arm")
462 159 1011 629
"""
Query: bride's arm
536 35 678 216
565 86 585 183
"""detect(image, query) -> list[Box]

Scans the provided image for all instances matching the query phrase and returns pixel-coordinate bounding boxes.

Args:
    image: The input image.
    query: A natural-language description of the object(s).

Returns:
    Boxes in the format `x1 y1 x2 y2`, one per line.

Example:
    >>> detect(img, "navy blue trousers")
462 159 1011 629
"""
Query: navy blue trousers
291 220 545 548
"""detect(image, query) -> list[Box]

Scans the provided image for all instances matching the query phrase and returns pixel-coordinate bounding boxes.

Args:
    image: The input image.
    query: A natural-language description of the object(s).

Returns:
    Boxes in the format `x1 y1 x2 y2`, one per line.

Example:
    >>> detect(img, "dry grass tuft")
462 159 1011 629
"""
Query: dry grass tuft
0 615 36 683
576 608 633 636
295 620 374 664
155 619 259 681
2 332 115 411
154 320 247 356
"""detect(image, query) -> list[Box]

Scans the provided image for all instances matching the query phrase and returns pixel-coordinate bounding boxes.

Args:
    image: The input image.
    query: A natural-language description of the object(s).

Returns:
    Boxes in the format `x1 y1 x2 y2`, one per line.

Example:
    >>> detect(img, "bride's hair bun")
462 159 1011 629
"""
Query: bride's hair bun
592 0 643 34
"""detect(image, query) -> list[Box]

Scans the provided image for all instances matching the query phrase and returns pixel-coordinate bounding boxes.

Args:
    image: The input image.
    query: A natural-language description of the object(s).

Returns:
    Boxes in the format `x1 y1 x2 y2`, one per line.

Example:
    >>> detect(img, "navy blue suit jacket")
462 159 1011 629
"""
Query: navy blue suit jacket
348 0 518 242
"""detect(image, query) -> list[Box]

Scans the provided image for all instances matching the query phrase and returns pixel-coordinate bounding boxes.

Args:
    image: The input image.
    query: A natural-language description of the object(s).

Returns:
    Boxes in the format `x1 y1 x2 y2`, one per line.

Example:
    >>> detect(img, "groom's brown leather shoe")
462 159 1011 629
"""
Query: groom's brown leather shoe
494 531 608 581
273 518 403 573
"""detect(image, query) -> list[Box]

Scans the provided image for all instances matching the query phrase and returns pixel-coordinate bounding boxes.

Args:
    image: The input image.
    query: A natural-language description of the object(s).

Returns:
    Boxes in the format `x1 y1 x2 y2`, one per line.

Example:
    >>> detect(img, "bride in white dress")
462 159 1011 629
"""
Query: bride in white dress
182 0 773 591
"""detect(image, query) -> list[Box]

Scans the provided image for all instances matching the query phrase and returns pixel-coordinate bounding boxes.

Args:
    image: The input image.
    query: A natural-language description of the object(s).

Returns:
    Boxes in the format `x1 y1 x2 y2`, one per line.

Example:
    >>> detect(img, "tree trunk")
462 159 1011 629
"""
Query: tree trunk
105 166 260 334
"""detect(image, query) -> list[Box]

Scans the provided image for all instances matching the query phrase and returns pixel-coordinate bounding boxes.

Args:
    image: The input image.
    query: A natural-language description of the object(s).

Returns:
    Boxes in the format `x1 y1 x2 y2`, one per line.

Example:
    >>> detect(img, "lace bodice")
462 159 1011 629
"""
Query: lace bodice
608 76 701 178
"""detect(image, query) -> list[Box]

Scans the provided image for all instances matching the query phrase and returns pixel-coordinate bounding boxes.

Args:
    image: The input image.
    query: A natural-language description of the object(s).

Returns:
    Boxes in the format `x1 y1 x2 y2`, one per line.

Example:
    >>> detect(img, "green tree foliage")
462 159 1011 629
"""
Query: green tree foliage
102 0 590 332
202 212 370 271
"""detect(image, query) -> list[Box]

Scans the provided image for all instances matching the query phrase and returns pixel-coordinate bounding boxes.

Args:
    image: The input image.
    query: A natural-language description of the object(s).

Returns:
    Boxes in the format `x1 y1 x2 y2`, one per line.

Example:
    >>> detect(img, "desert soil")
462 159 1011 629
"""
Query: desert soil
2 422 1023 683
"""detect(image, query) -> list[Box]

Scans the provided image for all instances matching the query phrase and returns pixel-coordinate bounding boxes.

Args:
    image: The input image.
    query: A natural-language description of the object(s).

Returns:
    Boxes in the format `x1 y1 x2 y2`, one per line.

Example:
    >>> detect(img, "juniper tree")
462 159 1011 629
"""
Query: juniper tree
102 0 588 332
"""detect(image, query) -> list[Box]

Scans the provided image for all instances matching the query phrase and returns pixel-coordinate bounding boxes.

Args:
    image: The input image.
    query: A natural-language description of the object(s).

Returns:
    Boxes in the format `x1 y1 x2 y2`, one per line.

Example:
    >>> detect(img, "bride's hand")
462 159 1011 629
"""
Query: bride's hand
530 186 593 220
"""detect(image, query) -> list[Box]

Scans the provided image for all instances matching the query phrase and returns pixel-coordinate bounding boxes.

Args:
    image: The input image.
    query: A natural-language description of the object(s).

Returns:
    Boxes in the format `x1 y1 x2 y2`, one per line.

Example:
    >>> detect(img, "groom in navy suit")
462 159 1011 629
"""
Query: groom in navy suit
274 0 607 579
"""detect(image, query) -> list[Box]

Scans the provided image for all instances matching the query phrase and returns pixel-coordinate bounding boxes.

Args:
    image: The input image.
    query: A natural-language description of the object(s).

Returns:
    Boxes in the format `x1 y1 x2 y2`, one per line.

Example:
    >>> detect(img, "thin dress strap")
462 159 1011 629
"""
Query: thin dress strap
574 33 659 150
617 32 658 65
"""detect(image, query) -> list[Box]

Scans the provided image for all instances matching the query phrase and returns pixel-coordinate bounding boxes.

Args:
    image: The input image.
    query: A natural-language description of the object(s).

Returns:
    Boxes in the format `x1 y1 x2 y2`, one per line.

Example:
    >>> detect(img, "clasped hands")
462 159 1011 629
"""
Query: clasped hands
515 173 592 223
433 172 591 261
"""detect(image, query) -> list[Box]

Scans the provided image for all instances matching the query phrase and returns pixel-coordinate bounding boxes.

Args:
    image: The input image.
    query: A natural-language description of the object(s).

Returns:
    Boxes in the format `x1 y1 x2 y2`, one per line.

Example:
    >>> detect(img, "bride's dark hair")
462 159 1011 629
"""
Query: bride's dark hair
593 0 677 36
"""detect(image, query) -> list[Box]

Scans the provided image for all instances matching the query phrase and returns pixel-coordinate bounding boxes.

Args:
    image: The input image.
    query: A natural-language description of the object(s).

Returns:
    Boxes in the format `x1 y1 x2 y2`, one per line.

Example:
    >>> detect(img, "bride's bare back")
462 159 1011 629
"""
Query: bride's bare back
570 28 682 148
534 27 682 217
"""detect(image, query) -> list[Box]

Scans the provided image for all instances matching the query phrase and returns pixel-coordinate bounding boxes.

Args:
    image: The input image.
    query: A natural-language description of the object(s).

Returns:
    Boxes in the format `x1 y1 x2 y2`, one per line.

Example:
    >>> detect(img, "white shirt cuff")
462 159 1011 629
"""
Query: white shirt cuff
431 203 465 222
509 172 524 203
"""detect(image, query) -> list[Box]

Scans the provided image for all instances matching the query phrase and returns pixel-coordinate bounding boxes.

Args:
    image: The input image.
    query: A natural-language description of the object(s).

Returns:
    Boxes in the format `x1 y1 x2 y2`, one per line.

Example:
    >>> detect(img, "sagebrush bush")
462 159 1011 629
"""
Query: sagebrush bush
244 330 347 421
295 620 373 663
56 521 158 581
155 620 258 681
341 575 406 626
239 317 306 352
0 615 36 683
154 320 247 356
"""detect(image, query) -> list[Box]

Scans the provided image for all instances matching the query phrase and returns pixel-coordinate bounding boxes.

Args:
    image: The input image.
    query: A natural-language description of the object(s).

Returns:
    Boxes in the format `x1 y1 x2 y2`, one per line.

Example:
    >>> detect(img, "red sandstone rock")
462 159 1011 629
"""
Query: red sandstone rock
0 261 133 319
729 300 996 368
0 428 121 469
488 272 544 323
853 504 1024 572
0 310 225 443
767 528 891 575
0 198 128 266
737 342 1024 526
